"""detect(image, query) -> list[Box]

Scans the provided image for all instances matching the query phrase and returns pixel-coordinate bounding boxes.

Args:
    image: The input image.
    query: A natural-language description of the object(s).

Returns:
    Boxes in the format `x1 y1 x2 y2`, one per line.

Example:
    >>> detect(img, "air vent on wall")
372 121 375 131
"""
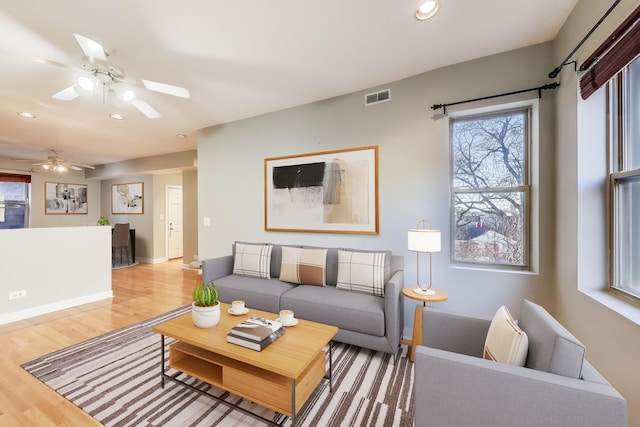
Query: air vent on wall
365 89 391 106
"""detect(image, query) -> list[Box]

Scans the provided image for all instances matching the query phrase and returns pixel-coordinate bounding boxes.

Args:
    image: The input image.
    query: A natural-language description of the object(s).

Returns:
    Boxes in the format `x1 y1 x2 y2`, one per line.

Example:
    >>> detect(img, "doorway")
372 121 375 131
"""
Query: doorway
166 185 183 260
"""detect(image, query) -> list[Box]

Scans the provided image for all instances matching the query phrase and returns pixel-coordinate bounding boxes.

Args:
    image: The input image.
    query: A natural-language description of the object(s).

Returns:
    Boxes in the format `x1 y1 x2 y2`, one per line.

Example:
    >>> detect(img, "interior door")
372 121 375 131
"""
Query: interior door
167 185 183 259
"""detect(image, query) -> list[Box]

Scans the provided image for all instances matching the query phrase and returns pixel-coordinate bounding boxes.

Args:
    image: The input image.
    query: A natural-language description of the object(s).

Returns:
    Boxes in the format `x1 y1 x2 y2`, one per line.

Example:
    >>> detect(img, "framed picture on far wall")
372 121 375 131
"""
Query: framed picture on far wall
45 182 88 214
264 145 379 234
112 182 144 214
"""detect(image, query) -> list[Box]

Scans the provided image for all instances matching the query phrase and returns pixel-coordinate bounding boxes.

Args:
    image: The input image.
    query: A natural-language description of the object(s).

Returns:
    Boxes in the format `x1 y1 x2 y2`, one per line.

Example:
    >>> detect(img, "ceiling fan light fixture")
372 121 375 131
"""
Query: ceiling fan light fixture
122 89 135 102
78 75 95 91
415 0 439 20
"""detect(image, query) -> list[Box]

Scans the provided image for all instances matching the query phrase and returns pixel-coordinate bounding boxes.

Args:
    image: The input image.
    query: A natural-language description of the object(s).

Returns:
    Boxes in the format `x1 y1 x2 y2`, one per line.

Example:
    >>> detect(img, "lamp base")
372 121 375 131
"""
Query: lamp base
414 287 436 296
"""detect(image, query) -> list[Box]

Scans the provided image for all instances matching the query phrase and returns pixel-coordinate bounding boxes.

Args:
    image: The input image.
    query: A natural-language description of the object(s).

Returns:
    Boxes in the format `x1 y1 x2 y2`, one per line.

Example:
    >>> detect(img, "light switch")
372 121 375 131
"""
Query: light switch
203 217 211 227
159 214 164 221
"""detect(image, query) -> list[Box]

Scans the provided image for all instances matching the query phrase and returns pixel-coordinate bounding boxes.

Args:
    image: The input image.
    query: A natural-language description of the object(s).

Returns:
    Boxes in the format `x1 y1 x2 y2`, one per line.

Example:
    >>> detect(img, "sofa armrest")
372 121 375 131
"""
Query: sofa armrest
414 346 627 427
202 255 234 283
421 307 492 358
384 269 404 352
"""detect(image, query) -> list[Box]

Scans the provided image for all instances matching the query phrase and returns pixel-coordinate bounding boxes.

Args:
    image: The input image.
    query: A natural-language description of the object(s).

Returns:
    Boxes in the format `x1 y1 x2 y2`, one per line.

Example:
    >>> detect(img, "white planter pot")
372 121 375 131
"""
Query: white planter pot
191 302 221 328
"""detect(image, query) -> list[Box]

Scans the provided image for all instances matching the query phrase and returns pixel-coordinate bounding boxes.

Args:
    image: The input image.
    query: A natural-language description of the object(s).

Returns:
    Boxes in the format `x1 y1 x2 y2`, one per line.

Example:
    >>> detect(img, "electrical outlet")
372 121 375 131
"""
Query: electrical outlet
9 289 27 300
193 255 198 260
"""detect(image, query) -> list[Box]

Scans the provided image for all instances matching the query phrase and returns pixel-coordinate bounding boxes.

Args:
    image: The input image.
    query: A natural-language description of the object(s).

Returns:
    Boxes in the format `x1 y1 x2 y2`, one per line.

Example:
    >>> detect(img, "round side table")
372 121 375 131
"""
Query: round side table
402 287 448 362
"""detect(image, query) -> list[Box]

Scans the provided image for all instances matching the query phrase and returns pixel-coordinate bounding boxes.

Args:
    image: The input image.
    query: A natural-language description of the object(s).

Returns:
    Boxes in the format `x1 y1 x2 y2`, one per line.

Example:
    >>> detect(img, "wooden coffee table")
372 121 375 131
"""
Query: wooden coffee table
153 303 338 426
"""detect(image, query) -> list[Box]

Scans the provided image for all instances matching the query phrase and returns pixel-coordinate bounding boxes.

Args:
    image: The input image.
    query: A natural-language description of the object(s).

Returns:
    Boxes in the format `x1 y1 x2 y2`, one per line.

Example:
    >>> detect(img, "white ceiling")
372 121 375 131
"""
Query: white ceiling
0 0 578 168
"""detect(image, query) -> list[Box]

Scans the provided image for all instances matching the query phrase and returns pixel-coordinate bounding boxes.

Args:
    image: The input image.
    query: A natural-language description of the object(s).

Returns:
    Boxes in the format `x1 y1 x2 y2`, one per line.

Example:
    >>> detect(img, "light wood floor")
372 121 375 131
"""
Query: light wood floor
0 259 195 427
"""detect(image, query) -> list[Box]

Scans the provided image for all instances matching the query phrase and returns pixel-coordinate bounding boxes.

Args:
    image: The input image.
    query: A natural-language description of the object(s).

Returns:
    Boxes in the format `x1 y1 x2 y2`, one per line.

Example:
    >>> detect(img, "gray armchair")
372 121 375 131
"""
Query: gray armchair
413 300 627 427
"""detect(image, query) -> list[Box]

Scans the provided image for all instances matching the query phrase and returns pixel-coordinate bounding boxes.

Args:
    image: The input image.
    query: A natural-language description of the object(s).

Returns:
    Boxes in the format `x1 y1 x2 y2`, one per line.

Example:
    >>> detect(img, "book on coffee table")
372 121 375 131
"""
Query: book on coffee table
230 317 284 342
226 330 282 351
227 318 285 351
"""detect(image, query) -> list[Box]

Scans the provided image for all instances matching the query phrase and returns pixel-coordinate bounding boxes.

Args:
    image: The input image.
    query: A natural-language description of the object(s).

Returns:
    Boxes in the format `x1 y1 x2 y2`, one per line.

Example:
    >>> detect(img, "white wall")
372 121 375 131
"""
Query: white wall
0 226 112 324
197 42 557 323
554 0 640 424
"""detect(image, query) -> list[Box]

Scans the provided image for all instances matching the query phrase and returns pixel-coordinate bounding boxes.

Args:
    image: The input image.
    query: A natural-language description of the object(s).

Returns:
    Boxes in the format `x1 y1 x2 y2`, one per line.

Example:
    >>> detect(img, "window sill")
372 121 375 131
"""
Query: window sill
579 289 640 326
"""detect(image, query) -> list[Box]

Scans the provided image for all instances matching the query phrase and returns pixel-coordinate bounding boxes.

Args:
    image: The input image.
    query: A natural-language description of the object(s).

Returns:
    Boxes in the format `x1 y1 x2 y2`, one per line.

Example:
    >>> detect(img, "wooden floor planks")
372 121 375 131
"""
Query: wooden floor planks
0 259 195 427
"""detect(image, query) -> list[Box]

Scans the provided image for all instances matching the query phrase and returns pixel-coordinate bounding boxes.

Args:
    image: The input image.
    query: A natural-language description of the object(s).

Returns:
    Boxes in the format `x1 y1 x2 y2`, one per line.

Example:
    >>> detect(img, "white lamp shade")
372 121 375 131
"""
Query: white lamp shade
408 229 441 253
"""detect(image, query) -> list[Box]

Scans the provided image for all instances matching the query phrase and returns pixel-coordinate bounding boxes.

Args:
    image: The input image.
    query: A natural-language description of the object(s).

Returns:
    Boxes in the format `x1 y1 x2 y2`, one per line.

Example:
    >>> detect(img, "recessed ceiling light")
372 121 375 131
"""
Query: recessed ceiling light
415 0 439 20
17 111 36 118
177 133 187 139
110 113 125 120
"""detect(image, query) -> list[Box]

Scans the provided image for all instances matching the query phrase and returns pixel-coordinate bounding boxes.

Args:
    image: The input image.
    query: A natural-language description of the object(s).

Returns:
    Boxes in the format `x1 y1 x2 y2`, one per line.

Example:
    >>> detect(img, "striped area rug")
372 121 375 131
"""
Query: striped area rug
22 305 415 426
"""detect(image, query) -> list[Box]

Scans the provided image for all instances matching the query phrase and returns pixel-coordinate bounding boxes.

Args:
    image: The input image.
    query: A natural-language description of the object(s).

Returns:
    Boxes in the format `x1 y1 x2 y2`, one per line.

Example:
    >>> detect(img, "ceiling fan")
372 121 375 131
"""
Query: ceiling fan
11 150 95 171
51 33 190 119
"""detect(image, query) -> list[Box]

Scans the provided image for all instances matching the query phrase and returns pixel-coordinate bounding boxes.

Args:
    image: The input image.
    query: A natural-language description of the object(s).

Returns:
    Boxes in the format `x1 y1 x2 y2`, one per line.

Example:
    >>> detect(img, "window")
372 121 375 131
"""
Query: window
0 173 31 229
451 108 530 268
609 56 640 300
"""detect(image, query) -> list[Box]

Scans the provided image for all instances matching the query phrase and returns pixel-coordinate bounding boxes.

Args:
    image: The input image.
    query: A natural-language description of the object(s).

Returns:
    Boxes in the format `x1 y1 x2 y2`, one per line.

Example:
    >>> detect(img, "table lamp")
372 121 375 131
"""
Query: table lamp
408 220 441 295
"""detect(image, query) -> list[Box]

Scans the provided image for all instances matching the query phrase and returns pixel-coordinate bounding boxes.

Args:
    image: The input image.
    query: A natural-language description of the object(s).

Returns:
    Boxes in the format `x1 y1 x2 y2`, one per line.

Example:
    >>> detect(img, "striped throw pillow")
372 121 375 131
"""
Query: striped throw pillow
233 243 273 279
336 250 387 296
279 246 327 286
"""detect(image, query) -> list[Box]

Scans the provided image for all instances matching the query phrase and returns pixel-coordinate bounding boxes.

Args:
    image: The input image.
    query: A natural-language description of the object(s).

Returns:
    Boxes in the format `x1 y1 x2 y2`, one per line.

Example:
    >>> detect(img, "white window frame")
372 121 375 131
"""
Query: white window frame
609 63 640 301
449 102 535 271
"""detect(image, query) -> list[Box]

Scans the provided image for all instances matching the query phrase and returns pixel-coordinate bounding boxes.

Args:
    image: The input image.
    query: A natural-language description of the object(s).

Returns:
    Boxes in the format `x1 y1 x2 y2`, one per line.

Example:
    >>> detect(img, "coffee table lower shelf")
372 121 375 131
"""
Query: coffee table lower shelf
159 337 332 427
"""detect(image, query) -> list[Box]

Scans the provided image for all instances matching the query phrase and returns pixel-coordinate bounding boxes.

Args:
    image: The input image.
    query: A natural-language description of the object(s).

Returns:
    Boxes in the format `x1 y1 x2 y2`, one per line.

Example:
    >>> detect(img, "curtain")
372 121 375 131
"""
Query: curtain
0 172 31 183
579 5 640 100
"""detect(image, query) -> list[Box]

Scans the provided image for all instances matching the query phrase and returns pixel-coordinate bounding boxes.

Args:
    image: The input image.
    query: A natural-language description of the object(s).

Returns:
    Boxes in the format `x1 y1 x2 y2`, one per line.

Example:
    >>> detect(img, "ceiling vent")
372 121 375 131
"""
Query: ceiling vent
365 89 391 106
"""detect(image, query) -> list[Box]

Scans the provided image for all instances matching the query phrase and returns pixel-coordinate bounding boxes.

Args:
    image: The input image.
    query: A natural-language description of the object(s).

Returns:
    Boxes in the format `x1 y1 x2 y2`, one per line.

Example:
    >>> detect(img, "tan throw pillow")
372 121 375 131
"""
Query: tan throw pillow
279 246 327 286
484 305 529 366
336 250 387 297
233 243 272 279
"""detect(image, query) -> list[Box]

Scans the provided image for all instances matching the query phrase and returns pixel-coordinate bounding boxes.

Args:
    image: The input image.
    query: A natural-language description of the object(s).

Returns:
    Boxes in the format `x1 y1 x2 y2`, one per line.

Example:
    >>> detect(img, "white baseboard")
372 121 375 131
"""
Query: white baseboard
136 257 168 264
0 291 114 325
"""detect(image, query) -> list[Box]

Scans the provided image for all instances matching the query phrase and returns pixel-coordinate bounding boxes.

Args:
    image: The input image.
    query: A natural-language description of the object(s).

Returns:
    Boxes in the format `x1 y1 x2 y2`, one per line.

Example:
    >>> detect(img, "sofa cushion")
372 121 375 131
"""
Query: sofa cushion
214 274 296 313
483 305 528 366
232 243 273 279
279 246 327 286
280 285 385 336
518 299 585 379
336 250 387 296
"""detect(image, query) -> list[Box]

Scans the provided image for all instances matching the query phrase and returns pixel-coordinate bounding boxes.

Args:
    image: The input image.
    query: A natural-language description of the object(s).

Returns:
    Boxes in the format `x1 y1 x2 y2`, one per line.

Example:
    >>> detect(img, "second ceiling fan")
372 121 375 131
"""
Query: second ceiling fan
52 33 190 119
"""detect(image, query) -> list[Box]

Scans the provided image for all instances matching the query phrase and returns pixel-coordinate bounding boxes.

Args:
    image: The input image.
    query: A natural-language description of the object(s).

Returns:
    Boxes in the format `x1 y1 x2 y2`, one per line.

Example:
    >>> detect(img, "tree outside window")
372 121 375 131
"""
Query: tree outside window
451 109 530 268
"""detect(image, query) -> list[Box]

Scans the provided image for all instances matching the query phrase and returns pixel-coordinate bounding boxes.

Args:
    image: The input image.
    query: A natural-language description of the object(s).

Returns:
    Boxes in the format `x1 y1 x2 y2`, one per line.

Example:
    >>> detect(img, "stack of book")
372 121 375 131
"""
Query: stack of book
226 317 285 351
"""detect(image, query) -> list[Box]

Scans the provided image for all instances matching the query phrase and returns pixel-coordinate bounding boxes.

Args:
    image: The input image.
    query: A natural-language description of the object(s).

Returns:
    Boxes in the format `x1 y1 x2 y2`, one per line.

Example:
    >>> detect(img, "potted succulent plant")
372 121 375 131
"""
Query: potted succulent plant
191 280 220 328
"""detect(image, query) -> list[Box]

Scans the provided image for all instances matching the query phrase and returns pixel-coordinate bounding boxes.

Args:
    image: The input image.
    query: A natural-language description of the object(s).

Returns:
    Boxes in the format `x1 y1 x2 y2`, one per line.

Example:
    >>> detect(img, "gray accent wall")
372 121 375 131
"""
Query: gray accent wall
197 43 556 320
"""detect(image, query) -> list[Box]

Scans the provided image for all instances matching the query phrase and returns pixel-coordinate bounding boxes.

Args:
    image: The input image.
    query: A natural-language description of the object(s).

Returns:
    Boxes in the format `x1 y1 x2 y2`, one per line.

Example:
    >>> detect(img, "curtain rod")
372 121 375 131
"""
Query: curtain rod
548 0 622 78
431 82 559 115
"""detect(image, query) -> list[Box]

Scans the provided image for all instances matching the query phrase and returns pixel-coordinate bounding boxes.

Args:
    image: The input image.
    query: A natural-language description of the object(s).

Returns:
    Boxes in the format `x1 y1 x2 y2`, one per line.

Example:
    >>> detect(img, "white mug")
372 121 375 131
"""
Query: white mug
231 300 245 313
279 309 295 325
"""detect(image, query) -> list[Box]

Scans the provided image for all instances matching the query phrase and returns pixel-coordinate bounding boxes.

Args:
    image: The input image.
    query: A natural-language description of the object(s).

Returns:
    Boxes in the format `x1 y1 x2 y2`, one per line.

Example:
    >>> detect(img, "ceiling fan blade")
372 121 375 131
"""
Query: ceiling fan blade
73 33 106 62
131 99 161 119
12 53 69 69
70 163 96 170
142 79 190 99
52 85 79 101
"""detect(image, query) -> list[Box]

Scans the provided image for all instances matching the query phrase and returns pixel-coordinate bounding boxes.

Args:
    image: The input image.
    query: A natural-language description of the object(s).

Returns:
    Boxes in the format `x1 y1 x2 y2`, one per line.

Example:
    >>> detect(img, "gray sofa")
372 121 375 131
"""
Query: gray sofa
414 299 627 427
202 243 404 360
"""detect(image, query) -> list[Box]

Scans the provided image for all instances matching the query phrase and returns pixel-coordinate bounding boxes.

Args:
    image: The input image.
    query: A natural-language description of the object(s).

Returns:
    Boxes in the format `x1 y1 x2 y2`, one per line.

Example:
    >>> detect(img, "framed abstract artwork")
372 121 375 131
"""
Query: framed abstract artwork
112 182 144 214
44 182 88 214
264 146 379 234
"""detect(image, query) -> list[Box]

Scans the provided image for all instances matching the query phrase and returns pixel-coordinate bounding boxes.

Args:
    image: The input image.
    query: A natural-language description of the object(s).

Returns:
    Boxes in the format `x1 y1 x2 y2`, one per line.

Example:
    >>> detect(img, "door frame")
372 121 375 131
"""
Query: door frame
165 184 183 260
